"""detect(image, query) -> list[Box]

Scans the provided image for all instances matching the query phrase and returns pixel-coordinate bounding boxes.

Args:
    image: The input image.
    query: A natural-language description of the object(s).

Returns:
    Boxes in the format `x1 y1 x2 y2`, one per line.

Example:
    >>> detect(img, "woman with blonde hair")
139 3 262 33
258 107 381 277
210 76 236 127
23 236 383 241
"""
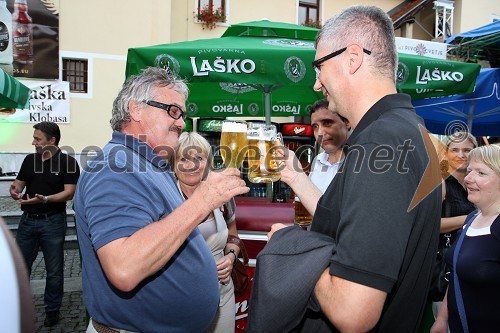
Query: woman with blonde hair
429 132 478 311
432 144 500 332
174 131 241 333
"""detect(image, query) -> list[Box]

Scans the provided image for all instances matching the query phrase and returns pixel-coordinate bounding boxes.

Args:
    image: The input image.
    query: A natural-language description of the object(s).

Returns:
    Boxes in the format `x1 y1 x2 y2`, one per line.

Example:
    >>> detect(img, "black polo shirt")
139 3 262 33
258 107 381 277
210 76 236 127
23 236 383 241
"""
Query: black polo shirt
303 94 441 332
17 150 80 214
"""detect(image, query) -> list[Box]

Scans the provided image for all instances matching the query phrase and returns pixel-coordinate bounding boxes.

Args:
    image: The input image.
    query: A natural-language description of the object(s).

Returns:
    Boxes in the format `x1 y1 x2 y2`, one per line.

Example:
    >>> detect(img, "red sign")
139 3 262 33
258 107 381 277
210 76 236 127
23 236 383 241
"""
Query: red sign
280 123 314 137
235 266 255 333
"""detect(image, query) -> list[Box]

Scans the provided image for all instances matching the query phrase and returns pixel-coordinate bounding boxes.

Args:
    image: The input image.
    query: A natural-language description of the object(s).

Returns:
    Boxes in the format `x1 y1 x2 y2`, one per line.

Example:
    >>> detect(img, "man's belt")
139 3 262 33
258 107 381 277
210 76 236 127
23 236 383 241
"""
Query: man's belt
24 210 63 219
92 319 119 333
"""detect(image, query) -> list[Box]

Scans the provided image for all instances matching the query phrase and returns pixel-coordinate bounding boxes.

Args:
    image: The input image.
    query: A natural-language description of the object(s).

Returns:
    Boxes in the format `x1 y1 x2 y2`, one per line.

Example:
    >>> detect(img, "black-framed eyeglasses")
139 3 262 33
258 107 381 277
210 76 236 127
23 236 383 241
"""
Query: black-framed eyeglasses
143 100 187 121
312 47 372 79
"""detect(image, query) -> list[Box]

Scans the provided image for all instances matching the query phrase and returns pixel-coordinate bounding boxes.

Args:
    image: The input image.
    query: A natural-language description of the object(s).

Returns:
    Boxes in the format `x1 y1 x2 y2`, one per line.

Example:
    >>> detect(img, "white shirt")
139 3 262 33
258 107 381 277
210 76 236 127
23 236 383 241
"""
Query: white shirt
308 151 343 194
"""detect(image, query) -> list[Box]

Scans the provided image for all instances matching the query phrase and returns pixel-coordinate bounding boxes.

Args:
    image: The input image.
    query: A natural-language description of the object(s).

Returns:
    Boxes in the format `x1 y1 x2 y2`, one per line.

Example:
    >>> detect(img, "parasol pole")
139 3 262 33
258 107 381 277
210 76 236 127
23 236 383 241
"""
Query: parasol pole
265 91 271 124
467 100 475 135
249 84 282 124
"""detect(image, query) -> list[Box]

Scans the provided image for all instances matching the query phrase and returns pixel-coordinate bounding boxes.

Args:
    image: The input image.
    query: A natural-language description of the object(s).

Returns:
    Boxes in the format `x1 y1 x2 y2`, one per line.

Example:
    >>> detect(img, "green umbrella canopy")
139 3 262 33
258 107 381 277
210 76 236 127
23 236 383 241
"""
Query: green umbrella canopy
221 19 320 40
396 53 480 100
126 20 323 119
0 68 30 109
126 20 480 118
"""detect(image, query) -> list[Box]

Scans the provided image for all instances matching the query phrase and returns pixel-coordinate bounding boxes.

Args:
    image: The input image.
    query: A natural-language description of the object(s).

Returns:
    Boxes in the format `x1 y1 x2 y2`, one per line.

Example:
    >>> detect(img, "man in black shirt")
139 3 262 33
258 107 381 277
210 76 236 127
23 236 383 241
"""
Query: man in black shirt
268 5 441 332
10 121 80 327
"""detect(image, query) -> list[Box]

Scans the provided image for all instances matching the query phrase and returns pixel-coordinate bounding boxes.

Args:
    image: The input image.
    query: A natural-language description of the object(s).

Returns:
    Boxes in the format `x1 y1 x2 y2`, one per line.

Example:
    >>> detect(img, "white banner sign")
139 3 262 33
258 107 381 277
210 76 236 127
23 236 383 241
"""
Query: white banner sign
0 80 70 123
396 37 447 59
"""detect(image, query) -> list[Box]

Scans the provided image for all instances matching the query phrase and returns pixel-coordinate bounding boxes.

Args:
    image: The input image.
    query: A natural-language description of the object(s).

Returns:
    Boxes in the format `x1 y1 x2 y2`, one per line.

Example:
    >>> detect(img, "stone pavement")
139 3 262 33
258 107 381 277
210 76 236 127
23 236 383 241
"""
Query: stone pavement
31 249 88 333
0 194 23 214
0 196 73 217
0 196 88 332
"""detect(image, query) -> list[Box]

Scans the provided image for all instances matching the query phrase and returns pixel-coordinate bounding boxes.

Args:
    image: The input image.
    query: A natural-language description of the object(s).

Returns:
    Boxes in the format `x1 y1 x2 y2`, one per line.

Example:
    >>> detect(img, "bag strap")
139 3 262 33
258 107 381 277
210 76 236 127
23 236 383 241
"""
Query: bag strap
453 212 476 333
444 199 452 218
227 234 249 265
442 191 453 247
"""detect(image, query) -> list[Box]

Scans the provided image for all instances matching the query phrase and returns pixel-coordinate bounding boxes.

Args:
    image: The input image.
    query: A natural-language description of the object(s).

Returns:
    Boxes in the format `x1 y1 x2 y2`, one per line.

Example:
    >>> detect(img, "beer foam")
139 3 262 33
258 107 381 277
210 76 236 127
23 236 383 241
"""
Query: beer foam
222 121 247 132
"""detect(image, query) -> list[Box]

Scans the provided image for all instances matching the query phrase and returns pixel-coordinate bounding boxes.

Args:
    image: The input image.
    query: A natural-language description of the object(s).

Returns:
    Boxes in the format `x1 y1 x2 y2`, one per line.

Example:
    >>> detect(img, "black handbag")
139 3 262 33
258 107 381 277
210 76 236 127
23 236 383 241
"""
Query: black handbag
428 200 453 302
428 233 452 302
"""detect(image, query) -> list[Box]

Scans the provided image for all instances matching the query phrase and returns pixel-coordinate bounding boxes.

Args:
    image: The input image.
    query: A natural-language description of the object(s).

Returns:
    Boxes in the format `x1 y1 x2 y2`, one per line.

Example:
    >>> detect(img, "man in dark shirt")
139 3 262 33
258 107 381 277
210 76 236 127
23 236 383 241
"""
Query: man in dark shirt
270 5 441 332
10 121 80 327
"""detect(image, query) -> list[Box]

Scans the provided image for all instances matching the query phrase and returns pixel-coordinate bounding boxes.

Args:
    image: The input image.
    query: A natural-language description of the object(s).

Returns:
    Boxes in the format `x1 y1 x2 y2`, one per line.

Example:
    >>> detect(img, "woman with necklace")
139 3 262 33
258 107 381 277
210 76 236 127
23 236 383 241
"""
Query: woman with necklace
432 144 500 333
174 132 240 333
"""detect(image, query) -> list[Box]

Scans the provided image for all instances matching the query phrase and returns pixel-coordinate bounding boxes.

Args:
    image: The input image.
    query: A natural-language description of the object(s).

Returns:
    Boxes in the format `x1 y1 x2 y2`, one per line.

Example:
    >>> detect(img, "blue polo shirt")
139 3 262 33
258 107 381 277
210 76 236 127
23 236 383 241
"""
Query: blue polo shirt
74 132 219 333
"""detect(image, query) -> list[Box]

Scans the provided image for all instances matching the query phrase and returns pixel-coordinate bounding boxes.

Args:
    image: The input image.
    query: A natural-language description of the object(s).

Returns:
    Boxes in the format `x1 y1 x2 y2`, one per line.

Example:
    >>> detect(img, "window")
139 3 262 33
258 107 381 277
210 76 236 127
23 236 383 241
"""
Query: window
197 0 226 17
62 58 88 93
299 0 319 26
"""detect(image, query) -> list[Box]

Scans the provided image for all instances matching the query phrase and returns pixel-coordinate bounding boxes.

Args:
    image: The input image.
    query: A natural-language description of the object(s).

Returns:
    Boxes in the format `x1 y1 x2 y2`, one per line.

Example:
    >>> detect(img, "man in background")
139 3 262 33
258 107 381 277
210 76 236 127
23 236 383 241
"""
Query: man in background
308 98 350 193
10 121 80 327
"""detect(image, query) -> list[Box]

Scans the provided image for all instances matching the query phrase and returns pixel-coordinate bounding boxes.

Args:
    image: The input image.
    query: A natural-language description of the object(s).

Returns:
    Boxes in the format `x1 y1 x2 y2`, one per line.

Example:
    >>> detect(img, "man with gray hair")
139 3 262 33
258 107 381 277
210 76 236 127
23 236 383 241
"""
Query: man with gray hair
75 67 249 332
267 5 441 332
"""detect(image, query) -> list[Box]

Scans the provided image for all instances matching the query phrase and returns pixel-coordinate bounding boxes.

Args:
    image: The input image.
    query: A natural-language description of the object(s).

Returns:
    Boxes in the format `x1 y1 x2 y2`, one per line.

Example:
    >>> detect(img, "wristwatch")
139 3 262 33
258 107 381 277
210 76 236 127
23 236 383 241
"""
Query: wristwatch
43 196 49 204
228 249 238 266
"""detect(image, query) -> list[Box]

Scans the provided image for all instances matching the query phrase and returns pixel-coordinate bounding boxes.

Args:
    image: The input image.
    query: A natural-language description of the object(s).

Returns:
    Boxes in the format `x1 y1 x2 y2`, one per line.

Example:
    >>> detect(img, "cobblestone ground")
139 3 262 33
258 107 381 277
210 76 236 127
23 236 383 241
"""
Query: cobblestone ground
32 250 88 333
1 196 87 332
0 196 73 213
0 195 22 213
33 291 87 333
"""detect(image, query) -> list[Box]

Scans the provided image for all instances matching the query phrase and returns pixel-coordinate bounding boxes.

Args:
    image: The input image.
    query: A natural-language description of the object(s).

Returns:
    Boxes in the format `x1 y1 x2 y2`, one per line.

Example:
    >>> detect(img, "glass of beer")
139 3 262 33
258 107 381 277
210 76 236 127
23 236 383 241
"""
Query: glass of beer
220 120 248 169
294 196 312 229
247 123 283 183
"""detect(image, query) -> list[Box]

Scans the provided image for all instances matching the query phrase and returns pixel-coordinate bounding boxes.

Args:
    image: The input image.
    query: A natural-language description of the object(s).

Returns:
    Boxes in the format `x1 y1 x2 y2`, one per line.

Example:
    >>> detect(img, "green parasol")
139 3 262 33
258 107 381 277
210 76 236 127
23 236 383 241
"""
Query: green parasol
0 68 30 109
396 53 480 100
127 20 322 121
126 20 480 120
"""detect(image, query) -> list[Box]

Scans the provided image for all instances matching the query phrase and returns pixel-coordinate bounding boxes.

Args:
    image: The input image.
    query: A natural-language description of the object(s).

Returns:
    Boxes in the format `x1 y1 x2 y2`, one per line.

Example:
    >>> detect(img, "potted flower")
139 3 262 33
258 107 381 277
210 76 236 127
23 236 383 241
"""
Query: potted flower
301 19 322 29
195 4 226 30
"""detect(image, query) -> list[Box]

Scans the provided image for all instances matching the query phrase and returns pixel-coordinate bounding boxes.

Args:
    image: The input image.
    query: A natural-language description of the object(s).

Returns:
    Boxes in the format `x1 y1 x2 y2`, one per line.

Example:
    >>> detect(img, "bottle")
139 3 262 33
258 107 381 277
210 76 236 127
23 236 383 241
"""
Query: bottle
12 0 32 66
0 0 13 74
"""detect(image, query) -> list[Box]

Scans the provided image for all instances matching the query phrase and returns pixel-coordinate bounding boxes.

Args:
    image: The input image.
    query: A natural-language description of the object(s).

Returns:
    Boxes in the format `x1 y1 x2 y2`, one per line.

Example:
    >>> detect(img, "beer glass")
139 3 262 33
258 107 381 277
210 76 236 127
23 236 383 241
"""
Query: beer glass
294 196 312 229
220 120 248 169
247 123 283 183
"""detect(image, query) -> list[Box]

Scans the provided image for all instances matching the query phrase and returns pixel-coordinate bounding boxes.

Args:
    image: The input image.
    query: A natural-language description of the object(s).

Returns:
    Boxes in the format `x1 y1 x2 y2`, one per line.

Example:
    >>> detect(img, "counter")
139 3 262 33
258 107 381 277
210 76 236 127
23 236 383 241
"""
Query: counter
233 196 294 331
234 196 293 259
234 196 294 231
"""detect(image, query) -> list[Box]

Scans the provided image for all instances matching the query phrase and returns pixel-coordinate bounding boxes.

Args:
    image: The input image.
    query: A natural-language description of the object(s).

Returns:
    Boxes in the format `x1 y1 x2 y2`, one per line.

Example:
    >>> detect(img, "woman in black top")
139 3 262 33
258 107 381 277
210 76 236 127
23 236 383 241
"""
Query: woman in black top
441 132 478 238
430 132 477 313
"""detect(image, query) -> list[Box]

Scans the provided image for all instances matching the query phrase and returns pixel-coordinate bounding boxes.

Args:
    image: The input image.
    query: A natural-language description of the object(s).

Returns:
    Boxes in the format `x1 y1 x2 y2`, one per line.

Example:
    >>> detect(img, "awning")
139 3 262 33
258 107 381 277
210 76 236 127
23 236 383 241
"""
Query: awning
126 20 480 119
446 21 500 66
0 69 31 110
412 68 500 136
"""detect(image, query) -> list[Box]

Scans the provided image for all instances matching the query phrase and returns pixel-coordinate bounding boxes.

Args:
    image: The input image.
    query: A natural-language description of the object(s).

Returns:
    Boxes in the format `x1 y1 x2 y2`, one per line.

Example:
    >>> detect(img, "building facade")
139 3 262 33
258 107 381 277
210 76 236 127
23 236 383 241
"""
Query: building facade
0 0 498 172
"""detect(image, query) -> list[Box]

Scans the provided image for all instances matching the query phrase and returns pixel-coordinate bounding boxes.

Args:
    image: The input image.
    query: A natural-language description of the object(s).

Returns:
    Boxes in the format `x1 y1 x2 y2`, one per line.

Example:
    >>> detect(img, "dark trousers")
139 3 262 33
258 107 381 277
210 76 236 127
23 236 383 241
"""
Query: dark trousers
16 211 67 312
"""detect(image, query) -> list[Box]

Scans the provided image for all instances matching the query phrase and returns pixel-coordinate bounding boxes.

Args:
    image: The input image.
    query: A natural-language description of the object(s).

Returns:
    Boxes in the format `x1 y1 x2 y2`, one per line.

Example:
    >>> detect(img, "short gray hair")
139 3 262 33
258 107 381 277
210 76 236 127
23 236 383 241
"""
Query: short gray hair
176 132 212 160
468 144 500 175
316 5 398 82
110 67 189 131
175 132 213 171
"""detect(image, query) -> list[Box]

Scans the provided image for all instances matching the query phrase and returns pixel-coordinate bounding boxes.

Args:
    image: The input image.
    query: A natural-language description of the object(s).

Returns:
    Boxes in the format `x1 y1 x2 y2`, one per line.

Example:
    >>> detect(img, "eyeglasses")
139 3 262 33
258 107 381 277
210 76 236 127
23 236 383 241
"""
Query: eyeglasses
143 100 187 121
312 47 372 79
